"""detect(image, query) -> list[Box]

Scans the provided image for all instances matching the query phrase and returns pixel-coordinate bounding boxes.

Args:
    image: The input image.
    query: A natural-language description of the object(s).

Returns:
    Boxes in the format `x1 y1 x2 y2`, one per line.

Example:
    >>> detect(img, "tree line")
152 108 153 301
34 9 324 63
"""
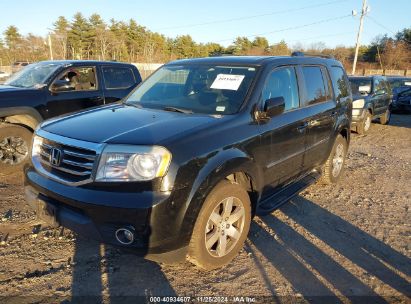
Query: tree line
0 12 410 71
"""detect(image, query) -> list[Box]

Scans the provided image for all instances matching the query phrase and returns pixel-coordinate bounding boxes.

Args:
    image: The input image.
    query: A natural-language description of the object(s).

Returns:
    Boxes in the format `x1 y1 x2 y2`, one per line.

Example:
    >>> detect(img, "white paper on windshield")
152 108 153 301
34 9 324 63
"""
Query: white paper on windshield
404 81 411 86
210 74 245 91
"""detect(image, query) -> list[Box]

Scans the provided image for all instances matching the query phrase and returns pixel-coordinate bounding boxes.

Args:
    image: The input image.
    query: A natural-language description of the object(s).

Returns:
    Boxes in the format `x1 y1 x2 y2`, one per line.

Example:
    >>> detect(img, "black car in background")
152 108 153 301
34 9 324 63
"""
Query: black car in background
25 55 352 270
348 75 391 134
392 87 411 112
0 60 142 174
386 76 411 112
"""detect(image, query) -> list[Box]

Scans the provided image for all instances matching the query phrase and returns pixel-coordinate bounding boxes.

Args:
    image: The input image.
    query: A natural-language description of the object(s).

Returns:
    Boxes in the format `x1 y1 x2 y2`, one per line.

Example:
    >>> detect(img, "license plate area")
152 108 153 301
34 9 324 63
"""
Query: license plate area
37 199 59 228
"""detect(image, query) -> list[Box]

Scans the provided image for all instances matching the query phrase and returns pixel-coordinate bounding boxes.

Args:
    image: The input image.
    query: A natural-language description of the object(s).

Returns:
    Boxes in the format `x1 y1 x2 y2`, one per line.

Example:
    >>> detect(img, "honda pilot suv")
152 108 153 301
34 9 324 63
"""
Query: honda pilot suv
25 55 352 270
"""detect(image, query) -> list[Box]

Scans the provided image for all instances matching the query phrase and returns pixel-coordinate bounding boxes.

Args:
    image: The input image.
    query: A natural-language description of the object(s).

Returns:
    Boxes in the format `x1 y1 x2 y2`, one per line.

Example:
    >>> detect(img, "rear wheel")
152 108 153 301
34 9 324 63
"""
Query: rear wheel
357 111 372 135
320 134 347 185
0 124 32 175
379 108 391 125
187 180 251 270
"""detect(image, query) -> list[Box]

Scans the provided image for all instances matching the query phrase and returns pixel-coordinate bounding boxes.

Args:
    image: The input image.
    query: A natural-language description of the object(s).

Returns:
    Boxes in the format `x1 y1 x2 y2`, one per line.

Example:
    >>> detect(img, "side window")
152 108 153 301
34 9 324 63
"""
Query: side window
52 67 97 92
330 66 349 102
261 66 299 111
373 78 382 93
103 67 136 89
302 66 327 105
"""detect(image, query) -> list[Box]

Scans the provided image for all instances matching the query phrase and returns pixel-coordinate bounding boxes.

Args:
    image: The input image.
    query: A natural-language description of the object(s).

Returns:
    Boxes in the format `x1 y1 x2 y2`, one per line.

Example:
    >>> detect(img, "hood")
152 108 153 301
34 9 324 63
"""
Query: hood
0 85 40 101
41 104 229 145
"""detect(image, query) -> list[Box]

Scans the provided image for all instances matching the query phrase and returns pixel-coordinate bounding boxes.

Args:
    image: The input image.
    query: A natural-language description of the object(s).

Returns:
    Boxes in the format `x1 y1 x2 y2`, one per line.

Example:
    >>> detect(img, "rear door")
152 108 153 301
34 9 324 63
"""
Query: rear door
300 65 337 171
101 65 140 104
46 66 104 118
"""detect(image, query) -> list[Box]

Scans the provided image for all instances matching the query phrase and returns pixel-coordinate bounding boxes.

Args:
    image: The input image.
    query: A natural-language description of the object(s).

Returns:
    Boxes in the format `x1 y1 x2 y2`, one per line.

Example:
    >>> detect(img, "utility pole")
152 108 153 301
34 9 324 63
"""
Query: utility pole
352 0 367 75
48 34 54 60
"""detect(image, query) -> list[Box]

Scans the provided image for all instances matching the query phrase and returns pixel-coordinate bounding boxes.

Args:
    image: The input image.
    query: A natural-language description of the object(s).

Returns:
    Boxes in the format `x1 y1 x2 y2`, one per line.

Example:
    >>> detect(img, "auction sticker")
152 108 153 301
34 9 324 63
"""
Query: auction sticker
211 74 245 91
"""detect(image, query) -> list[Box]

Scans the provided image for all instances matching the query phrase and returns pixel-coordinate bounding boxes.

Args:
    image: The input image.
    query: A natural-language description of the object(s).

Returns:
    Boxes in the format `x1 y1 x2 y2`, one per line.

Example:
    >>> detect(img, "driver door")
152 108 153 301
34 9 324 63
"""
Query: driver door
45 66 104 118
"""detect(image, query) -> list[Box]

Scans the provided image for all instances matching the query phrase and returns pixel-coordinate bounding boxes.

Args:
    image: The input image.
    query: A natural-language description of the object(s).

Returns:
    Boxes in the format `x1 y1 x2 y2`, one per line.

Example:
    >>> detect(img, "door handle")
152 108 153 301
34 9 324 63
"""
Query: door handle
90 96 103 101
330 110 338 117
308 120 321 127
297 122 308 133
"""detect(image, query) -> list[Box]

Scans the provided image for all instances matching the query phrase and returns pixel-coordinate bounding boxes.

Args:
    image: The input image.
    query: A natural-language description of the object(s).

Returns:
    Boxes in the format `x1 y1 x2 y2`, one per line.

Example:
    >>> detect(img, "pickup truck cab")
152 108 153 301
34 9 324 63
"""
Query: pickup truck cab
25 55 352 270
348 75 391 134
0 60 142 174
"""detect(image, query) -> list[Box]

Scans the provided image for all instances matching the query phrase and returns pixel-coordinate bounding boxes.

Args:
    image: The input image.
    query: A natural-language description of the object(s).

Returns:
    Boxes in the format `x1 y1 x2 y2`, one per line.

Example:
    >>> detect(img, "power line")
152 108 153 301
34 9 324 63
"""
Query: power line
286 31 353 44
156 0 348 31
214 14 353 43
366 15 411 44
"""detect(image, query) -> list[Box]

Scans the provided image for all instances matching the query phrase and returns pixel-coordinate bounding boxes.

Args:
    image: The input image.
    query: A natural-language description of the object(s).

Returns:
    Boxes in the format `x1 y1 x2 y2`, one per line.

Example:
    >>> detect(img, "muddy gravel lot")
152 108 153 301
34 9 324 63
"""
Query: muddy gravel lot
0 114 410 303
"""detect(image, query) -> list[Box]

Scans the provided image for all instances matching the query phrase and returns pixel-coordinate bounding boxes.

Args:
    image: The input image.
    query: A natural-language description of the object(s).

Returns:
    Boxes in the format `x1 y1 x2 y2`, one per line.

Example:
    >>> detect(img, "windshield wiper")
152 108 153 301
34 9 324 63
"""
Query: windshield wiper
163 106 193 114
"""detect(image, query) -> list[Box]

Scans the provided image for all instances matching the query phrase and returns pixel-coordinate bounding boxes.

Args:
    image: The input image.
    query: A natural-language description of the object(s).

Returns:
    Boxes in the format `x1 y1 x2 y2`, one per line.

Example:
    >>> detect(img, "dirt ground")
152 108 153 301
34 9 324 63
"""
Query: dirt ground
0 114 410 303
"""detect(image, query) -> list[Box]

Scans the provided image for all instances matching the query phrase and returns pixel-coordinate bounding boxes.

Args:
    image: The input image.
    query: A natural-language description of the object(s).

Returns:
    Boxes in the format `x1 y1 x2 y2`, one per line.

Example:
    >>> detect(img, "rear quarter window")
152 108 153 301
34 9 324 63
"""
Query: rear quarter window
330 66 349 101
103 66 136 89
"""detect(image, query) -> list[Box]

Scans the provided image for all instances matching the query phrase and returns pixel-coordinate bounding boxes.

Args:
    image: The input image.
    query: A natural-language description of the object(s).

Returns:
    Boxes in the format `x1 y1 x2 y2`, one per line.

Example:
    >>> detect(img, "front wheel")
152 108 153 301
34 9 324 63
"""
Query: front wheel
0 124 33 175
379 108 391 125
357 111 372 135
187 180 251 270
320 134 347 185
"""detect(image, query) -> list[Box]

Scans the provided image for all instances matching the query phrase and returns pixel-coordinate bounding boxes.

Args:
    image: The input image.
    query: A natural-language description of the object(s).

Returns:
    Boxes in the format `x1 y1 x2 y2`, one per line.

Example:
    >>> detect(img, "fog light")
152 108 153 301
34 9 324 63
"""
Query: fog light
115 227 135 245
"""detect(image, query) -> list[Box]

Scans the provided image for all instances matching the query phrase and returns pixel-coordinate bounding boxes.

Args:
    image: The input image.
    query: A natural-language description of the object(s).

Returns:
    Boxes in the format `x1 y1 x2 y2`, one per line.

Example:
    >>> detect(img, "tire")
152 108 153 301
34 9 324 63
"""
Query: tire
320 134 347 185
0 124 33 176
187 180 251 270
379 108 391 125
356 110 372 135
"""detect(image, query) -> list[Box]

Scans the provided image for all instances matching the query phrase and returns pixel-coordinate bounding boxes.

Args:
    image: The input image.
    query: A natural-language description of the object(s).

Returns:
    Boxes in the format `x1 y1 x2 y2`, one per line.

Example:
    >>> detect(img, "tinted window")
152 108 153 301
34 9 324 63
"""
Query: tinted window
349 77 372 94
374 78 385 94
52 67 97 92
262 67 299 111
302 66 327 105
330 66 349 101
126 65 257 115
103 67 135 89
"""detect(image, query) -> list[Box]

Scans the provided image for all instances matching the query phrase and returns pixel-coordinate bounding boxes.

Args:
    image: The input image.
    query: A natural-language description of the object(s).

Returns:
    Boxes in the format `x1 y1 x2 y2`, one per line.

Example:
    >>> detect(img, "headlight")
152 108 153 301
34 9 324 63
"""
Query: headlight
32 135 44 158
352 99 365 109
96 145 171 182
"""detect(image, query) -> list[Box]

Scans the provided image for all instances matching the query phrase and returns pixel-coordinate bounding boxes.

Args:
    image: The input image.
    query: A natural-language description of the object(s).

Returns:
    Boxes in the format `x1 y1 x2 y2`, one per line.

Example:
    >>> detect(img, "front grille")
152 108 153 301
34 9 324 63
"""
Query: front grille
33 130 102 186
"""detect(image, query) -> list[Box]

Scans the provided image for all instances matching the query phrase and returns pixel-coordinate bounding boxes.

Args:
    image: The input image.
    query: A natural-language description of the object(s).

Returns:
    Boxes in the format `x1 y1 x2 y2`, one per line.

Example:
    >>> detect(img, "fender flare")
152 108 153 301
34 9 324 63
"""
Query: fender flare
0 107 43 130
172 148 263 246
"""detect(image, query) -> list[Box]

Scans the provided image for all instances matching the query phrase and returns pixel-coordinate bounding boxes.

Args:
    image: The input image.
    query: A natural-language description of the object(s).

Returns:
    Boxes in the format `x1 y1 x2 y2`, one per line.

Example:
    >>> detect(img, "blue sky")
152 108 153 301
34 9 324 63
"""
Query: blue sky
0 0 409 48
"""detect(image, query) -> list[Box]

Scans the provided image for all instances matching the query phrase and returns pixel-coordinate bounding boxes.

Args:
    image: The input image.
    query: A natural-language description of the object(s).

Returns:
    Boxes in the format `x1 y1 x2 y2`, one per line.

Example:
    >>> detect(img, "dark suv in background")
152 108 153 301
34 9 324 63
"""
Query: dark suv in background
348 75 391 134
25 55 352 270
386 76 411 112
0 60 142 174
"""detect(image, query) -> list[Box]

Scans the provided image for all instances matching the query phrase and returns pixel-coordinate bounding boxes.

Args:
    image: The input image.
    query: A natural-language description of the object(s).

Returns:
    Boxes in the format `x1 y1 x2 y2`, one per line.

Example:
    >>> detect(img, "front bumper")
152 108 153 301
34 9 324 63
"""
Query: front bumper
24 167 190 255
351 108 366 125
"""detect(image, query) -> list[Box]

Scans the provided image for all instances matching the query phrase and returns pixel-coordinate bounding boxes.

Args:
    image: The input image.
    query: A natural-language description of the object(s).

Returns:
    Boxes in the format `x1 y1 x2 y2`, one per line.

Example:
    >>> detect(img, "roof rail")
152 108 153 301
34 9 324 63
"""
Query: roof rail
291 51 335 59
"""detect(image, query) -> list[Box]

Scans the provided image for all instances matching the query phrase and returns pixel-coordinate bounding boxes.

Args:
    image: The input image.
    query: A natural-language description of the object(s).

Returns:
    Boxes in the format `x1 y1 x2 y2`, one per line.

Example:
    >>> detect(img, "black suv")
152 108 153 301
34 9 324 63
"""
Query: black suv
348 75 391 134
25 55 352 270
0 60 142 174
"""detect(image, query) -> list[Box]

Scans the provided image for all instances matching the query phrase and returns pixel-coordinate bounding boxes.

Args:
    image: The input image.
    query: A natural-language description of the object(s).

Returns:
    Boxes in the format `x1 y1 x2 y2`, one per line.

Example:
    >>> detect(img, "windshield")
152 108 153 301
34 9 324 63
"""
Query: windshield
5 63 62 88
349 78 372 95
125 64 258 114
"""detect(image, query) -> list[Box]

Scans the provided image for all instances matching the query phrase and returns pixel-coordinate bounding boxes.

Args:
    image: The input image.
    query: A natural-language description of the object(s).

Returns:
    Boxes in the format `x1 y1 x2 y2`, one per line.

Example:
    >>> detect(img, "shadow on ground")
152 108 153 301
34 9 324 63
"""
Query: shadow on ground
248 196 411 303
66 196 410 303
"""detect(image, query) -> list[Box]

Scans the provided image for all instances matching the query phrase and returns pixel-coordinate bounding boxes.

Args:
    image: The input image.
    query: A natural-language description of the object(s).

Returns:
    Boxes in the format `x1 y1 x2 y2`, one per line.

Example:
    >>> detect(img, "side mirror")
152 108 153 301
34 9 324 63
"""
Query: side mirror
51 79 73 92
358 85 371 94
264 96 285 117
375 89 386 95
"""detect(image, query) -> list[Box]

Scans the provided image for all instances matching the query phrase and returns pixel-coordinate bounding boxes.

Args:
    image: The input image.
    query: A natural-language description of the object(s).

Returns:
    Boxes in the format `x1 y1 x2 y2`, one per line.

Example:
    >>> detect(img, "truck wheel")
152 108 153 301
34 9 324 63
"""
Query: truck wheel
379 108 391 125
357 111 372 135
0 124 32 175
320 134 347 185
187 180 251 270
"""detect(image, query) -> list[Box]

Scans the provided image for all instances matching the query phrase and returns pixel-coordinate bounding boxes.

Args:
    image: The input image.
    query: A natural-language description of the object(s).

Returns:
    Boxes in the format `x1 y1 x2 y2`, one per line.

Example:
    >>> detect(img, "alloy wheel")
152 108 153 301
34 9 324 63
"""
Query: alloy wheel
204 196 246 258
332 143 345 177
0 136 29 165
